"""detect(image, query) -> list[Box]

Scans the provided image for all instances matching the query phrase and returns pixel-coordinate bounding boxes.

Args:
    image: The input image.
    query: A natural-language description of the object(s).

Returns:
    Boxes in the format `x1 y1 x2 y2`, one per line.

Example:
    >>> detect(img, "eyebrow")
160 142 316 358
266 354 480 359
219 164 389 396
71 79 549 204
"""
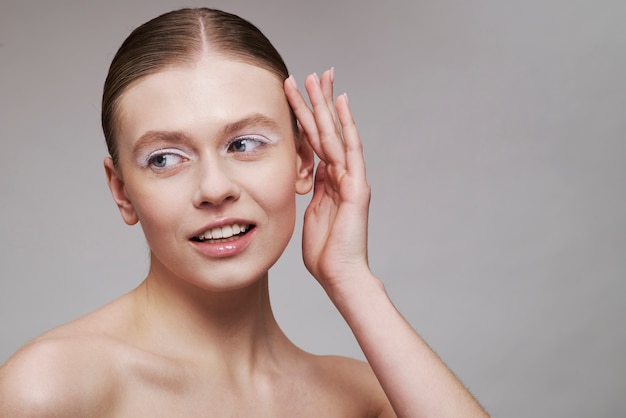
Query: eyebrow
132 113 282 156
132 130 192 161
219 113 281 137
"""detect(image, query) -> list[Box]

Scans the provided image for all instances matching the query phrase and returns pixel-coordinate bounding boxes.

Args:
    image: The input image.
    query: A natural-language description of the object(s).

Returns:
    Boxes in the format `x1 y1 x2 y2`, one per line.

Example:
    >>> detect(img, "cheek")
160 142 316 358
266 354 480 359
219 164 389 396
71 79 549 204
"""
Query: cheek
127 181 187 236
253 162 298 210
245 160 299 243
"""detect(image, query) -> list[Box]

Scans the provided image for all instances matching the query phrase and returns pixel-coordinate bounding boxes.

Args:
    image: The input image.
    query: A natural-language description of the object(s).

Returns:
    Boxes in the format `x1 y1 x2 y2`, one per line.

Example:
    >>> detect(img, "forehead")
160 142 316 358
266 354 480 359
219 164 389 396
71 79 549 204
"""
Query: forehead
116 56 290 145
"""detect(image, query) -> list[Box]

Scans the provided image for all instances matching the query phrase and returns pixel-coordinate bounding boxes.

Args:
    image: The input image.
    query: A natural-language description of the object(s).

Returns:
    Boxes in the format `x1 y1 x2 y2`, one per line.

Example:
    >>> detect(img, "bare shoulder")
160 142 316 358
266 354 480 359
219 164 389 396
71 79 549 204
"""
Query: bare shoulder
0 297 137 417
308 354 395 417
0 331 122 417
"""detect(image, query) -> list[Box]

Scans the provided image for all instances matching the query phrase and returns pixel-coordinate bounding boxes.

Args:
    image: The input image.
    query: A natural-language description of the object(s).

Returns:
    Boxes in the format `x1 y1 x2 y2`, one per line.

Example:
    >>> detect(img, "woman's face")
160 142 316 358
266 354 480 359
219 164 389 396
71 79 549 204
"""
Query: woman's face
106 56 313 291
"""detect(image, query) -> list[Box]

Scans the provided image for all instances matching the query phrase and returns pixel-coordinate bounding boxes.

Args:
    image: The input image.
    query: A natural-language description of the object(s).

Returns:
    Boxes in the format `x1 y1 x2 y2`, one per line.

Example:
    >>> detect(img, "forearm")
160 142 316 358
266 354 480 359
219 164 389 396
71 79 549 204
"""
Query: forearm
325 273 489 418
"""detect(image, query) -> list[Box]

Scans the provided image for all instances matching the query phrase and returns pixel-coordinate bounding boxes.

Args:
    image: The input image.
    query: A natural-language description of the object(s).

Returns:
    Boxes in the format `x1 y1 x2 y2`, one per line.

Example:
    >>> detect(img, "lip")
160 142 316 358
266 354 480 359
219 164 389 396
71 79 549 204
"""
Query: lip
189 218 256 258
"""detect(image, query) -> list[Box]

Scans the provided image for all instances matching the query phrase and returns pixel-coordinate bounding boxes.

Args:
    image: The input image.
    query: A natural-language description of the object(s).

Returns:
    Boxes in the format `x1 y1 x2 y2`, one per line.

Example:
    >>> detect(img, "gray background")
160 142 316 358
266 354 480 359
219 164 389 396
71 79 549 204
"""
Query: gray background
1 0 625 416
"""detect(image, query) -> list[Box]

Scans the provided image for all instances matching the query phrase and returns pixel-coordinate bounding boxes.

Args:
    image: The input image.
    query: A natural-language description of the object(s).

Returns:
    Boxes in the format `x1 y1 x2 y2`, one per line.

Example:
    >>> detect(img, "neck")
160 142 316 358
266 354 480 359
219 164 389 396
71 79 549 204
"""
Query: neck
129 261 293 370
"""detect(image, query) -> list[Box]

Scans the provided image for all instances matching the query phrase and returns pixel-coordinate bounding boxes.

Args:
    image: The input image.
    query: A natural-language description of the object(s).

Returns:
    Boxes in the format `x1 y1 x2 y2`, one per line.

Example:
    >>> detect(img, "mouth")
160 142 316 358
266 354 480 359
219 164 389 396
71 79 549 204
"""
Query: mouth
190 223 254 244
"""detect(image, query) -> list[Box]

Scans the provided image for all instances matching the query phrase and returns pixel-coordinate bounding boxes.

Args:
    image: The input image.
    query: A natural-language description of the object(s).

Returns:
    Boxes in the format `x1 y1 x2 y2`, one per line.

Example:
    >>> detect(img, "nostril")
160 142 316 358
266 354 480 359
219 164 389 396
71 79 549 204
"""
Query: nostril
195 193 238 208
192 165 241 207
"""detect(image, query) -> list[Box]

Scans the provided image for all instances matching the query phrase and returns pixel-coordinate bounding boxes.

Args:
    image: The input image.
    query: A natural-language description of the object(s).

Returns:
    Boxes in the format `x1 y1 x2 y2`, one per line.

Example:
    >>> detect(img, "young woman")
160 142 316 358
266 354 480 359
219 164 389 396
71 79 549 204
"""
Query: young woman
0 8 488 417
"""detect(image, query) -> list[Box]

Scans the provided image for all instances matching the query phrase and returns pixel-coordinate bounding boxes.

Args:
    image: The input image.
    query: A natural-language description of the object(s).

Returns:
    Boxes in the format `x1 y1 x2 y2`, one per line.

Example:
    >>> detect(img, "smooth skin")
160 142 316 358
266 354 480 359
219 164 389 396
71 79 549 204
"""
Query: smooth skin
286 70 488 417
0 56 488 417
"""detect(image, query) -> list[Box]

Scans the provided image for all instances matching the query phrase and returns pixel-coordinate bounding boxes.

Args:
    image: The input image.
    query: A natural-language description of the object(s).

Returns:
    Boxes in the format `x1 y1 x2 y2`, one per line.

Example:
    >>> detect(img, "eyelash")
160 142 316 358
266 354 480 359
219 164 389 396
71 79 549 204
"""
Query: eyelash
144 148 189 170
142 135 271 170
227 135 270 153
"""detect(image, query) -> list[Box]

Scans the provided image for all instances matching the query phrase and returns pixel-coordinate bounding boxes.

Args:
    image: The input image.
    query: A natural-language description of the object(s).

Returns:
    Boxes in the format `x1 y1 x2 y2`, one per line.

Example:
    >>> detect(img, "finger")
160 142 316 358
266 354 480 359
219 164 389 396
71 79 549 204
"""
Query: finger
304 73 346 168
284 75 328 161
336 94 367 180
311 160 328 206
320 68 339 127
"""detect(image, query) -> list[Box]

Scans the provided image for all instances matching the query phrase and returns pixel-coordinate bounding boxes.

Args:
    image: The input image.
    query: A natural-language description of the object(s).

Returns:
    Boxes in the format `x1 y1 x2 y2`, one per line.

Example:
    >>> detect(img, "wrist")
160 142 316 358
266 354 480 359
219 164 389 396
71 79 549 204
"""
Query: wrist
322 269 388 312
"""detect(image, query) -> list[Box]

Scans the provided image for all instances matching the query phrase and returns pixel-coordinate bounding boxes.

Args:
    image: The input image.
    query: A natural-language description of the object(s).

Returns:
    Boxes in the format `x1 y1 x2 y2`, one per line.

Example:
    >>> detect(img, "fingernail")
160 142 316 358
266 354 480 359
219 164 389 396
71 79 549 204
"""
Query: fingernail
287 74 297 88
330 67 335 84
343 93 349 104
313 72 319 83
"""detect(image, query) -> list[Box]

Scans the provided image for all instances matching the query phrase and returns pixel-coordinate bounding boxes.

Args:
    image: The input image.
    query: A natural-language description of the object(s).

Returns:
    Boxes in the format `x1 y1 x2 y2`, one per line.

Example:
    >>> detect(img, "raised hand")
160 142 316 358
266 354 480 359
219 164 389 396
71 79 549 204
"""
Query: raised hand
284 69 372 293
285 69 490 418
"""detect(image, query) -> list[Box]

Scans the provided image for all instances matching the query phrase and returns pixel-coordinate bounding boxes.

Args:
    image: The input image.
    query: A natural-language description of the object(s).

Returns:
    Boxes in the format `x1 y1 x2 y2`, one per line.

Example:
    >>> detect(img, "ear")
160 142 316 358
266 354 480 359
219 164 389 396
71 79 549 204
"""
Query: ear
104 157 139 225
295 131 314 195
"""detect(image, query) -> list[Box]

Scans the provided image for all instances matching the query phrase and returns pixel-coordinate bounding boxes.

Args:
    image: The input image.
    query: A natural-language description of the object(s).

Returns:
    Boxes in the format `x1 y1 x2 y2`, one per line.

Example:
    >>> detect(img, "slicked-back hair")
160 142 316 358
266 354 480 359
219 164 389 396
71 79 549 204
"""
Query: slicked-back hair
102 8 291 166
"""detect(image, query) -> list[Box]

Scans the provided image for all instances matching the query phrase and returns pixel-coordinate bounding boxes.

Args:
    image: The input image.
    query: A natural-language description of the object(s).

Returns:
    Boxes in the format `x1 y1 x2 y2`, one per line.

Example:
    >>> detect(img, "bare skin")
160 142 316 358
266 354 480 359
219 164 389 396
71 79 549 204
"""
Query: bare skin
0 60 488 417
0 278 391 417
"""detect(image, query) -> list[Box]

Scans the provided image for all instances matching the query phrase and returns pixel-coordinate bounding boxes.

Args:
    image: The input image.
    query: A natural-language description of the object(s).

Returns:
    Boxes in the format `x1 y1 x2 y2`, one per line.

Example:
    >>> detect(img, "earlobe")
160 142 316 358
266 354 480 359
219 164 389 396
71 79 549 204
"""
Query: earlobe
104 157 139 225
295 132 314 195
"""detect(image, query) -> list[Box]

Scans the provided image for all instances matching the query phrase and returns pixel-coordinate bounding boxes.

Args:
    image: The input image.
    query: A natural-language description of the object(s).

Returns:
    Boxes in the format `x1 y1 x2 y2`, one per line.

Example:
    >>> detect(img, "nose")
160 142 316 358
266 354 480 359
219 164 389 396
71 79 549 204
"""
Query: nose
192 159 241 208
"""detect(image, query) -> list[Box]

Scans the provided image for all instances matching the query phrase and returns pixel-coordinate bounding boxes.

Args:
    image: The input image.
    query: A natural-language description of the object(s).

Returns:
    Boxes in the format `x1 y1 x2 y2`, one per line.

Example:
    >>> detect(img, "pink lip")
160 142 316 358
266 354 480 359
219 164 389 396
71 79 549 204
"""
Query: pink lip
189 218 256 258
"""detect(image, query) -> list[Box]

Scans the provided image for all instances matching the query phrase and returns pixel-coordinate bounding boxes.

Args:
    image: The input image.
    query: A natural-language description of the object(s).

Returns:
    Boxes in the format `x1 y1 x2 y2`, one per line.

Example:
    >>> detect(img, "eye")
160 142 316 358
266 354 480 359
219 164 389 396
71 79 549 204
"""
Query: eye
227 136 268 154
145 149 188 170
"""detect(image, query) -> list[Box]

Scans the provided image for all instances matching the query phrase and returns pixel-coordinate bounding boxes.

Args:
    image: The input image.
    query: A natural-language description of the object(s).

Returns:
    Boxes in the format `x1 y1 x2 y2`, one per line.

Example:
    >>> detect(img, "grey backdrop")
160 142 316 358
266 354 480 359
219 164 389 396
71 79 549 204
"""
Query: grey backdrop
1 0 625 416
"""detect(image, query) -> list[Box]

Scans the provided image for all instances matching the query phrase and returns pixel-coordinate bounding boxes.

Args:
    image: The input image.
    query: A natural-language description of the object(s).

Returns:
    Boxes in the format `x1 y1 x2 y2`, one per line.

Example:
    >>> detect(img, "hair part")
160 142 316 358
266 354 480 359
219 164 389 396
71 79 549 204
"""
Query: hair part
102 8 294 166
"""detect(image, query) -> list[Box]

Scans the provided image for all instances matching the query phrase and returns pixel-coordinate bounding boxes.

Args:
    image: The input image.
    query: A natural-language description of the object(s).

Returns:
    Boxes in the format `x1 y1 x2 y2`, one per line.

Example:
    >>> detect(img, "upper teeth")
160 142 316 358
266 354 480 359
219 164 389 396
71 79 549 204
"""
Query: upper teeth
197 224 249 240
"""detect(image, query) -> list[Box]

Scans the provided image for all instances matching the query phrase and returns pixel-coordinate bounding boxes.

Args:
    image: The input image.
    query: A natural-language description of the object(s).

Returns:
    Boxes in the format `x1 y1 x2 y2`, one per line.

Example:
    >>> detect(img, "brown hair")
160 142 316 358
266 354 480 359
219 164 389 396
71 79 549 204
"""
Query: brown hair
102 8 292 166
